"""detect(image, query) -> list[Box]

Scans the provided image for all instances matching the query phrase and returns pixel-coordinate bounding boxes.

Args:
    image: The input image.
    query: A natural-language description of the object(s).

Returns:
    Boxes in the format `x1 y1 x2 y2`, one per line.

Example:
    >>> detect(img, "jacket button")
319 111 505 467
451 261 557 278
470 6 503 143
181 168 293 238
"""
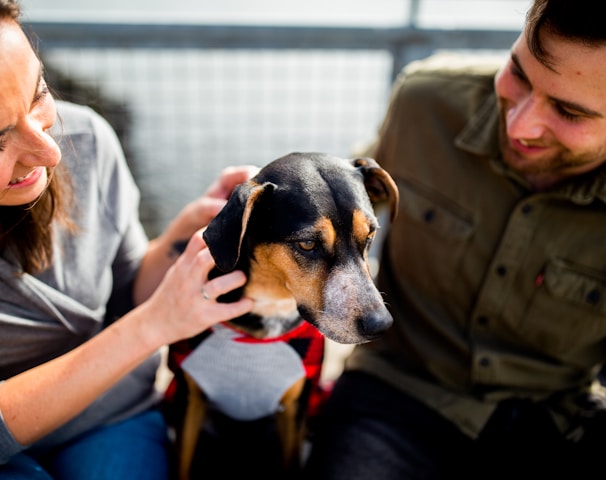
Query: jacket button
586 289 601 305
423 209 435 223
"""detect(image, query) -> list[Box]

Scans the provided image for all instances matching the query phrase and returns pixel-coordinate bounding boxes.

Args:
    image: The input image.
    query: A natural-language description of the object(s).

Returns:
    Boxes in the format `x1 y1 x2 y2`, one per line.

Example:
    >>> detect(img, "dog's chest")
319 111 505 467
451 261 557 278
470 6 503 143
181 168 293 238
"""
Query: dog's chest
181 322 324 421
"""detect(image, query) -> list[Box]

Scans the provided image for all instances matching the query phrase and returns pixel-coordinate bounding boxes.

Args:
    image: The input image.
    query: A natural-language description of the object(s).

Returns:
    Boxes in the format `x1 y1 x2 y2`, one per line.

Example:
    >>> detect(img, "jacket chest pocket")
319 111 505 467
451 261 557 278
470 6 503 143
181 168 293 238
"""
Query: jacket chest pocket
521 257 606 361
390 180 474 296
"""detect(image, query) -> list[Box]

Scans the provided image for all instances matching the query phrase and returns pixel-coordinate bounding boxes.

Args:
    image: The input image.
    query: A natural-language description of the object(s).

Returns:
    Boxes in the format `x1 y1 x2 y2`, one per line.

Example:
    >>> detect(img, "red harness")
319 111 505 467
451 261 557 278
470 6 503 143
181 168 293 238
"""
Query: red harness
166 321 328 418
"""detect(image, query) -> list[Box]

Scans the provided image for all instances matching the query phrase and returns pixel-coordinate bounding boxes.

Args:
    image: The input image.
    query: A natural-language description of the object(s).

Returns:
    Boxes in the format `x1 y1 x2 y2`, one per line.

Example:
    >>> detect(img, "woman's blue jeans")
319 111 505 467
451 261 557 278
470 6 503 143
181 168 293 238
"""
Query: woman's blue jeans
0 409 170 480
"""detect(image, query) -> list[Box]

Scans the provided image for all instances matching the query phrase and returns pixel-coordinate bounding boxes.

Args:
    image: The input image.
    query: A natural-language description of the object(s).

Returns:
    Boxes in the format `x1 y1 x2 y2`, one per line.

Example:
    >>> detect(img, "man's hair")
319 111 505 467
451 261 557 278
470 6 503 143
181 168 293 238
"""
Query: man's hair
0 0 19 20
526 0 606 67
0 0 76 274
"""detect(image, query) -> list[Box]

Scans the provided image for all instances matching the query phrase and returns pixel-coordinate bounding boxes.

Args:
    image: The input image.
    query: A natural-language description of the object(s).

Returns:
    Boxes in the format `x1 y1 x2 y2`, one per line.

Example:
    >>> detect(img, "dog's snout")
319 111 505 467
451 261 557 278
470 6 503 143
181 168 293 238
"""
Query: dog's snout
359 311 393 339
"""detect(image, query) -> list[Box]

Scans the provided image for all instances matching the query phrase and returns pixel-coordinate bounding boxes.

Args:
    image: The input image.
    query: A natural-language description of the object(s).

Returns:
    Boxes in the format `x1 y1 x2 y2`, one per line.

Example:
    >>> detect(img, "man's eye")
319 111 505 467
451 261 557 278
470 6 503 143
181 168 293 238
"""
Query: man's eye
555 104 581 122
510 64 527 84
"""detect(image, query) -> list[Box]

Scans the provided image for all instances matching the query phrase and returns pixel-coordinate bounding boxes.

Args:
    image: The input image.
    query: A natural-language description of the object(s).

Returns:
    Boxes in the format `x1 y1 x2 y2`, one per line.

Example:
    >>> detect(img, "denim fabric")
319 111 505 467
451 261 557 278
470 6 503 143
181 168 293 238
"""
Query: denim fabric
0 453 54 480
0 409 170 480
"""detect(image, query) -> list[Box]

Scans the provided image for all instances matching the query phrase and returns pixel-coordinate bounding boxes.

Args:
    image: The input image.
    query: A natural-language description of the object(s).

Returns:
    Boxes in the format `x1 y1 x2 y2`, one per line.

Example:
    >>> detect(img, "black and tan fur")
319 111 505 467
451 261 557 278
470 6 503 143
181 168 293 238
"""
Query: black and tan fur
171 152 399 479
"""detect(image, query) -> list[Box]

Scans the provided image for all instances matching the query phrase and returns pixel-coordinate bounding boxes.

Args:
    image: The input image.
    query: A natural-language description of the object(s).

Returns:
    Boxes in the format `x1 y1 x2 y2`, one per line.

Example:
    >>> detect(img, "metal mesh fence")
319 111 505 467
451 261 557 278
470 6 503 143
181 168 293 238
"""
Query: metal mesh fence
42 47 392 235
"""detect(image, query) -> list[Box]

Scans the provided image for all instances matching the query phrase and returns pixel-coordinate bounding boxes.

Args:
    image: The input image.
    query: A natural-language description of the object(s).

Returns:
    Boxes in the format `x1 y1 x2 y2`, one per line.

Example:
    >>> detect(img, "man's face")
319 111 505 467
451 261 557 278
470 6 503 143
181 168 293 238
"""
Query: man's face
494 30 606 189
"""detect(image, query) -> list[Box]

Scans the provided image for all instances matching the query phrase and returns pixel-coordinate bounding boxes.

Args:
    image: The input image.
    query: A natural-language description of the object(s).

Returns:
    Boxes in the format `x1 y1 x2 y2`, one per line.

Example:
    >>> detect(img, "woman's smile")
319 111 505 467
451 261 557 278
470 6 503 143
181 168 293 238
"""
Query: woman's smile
7 166 43 188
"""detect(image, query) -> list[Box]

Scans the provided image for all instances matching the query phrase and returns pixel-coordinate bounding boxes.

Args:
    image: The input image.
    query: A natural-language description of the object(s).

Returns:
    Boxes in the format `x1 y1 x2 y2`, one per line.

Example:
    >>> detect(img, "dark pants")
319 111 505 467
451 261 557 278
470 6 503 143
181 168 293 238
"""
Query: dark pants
303 371 605 480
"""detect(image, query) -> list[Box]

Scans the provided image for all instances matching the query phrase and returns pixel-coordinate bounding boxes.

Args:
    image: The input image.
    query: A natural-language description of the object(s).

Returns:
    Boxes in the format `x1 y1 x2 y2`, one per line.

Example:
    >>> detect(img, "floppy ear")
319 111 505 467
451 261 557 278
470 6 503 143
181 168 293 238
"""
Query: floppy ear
203 181 276 272
352 157 399 222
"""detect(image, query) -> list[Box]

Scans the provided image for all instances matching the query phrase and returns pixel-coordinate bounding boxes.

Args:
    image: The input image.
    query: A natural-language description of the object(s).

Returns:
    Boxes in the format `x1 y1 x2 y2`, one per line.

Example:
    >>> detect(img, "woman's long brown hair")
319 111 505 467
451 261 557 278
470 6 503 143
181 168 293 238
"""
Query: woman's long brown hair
0 0 76 274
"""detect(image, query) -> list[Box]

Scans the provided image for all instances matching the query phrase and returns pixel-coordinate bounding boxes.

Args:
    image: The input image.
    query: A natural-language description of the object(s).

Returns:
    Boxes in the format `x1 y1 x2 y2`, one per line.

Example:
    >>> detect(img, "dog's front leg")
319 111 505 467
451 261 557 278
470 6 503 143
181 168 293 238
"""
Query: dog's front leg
177 372 208 480
275 375 307 473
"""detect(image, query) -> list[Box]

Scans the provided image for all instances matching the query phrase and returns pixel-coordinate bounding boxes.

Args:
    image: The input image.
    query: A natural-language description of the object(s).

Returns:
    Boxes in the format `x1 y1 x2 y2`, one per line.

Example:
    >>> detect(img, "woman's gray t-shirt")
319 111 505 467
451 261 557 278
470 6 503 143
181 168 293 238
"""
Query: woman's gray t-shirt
0 101 160 463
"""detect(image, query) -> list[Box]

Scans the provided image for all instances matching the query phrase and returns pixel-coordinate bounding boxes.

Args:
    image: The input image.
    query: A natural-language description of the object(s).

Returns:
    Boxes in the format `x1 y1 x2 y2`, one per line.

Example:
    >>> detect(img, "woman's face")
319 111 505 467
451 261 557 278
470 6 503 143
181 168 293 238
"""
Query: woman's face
0 19 60 206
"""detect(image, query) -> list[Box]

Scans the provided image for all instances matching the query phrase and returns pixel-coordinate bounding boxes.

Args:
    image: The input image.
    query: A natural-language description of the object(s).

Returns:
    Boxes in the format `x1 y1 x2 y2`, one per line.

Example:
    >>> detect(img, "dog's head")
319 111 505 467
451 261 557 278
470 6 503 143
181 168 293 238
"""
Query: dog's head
203 152 399 344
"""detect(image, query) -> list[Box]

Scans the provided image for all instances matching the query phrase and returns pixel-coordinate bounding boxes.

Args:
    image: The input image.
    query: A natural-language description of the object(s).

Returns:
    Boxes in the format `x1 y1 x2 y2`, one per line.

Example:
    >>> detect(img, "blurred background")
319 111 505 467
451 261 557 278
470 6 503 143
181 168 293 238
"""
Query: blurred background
20 0 528 237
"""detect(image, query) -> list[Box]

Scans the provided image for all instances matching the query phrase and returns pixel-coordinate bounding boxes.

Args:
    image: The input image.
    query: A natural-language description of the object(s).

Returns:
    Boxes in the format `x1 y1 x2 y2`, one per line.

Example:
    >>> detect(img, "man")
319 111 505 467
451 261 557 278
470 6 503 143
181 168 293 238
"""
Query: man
304 0 606 478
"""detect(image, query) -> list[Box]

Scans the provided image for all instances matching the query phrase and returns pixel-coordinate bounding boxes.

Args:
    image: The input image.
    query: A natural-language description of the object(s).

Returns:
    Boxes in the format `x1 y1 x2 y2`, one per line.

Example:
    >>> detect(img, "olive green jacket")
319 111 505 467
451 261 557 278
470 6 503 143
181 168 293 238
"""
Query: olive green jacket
348 52 606 439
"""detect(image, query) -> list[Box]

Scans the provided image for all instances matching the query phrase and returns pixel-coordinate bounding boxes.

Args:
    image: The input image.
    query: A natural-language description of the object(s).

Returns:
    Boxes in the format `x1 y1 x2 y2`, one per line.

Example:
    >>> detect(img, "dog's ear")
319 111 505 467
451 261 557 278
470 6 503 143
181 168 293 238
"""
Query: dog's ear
203 181 276 272
352 157 399 222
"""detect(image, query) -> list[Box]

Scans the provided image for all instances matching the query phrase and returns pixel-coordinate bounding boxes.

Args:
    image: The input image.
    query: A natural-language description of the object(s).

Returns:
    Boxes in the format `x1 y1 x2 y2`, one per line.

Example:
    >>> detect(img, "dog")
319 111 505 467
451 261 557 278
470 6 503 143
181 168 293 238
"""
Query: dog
166 152 399 479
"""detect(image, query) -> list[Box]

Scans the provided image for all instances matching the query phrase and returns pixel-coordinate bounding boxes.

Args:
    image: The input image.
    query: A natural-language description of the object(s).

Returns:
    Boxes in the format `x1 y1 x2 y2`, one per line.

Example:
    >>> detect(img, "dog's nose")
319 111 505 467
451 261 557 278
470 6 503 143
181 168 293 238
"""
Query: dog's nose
359 311 393 338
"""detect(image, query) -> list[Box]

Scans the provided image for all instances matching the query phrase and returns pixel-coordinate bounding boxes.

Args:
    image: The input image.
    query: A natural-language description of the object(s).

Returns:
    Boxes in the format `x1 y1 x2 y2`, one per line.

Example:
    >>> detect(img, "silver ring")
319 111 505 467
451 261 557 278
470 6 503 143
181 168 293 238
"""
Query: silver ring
201 287 211 300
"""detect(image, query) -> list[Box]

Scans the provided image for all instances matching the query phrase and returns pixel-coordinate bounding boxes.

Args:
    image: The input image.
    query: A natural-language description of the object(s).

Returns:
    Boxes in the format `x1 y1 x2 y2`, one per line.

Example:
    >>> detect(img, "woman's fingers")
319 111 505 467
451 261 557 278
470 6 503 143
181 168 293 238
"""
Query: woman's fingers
158 230 253 338
204 165 259 199
200 270 247 302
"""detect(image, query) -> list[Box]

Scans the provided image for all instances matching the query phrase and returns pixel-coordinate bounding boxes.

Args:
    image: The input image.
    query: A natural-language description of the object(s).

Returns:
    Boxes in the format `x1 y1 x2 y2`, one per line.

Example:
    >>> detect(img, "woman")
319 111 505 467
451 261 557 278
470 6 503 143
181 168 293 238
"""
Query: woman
0 1 255 478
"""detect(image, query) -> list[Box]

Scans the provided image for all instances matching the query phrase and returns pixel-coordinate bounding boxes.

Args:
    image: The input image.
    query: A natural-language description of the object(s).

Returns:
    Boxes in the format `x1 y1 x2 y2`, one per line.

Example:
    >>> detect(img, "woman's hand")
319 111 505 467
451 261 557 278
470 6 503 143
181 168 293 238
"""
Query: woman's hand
0 232 252 447
133 165 259 304
168 165 260 241
139 230 253 346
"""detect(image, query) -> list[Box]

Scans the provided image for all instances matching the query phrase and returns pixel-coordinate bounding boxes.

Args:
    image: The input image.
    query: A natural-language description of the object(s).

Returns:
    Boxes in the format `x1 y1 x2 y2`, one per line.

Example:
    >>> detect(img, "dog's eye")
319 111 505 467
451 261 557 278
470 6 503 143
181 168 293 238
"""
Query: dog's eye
366 230 376 247
297 240 316 252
